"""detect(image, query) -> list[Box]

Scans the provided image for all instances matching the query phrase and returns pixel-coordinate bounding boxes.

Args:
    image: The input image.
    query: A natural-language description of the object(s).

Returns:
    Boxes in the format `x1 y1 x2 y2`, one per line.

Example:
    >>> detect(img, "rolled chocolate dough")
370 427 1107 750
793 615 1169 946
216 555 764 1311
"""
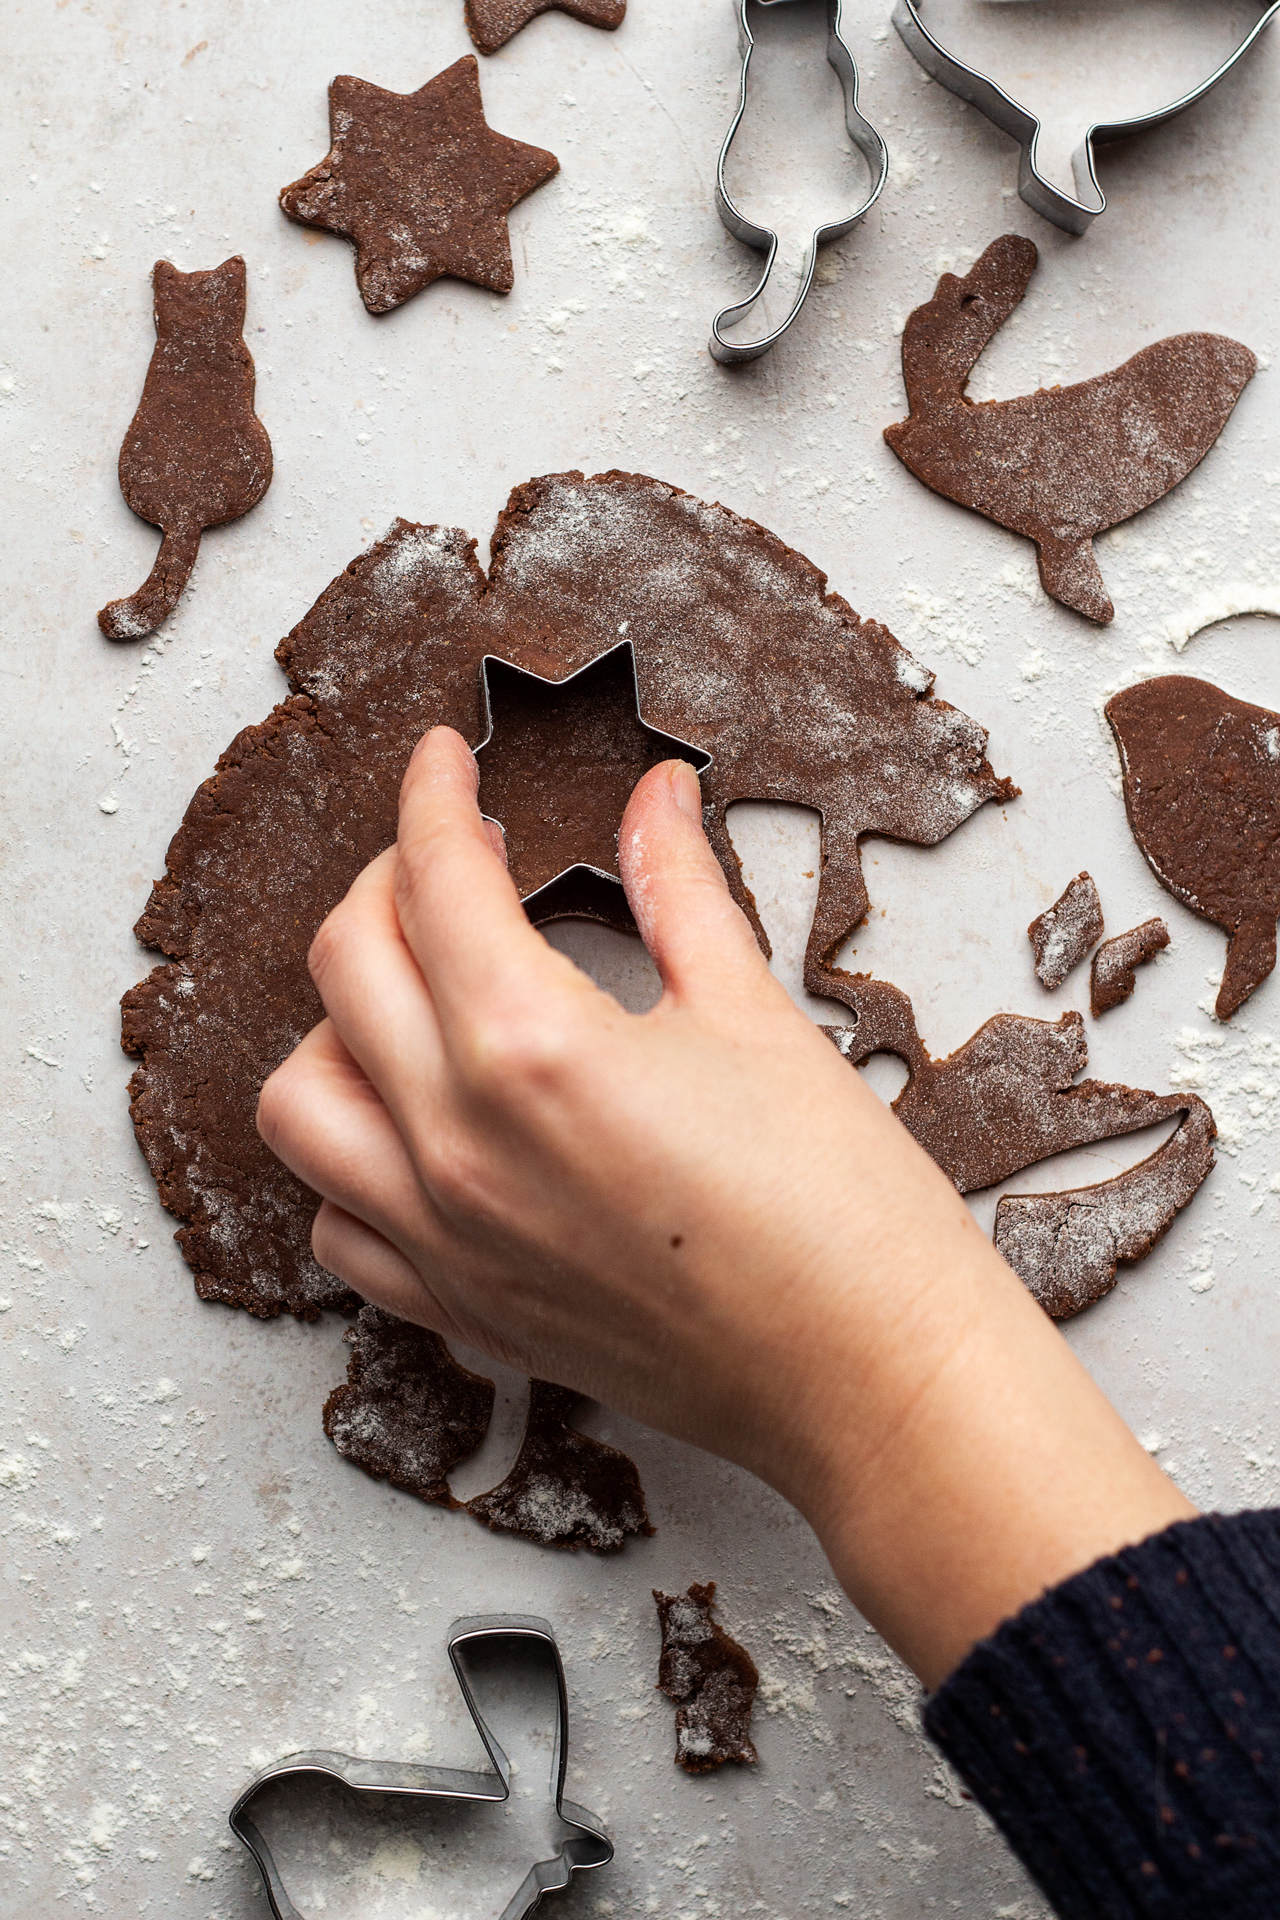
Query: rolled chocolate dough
122 470 1013 1318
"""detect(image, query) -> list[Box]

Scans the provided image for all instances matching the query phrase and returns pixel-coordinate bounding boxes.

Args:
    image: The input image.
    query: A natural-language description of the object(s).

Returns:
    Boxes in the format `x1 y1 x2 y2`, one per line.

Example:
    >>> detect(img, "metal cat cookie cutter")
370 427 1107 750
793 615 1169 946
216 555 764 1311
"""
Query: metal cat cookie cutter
229 1614 613 1920
893 0 1280 234
710 0 889 364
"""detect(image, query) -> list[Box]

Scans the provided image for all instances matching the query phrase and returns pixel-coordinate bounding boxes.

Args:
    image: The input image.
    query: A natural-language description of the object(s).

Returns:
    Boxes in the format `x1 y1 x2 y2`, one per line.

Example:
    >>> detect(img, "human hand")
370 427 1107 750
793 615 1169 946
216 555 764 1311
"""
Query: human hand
258 728 1192 1687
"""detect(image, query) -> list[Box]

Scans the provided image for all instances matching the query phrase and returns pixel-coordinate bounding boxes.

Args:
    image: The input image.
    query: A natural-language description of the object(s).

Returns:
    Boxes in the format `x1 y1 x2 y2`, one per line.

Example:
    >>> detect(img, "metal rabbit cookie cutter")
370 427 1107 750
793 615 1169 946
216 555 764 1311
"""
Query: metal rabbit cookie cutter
893 0 1280 234
710 0 889 364
229 1615 613 1920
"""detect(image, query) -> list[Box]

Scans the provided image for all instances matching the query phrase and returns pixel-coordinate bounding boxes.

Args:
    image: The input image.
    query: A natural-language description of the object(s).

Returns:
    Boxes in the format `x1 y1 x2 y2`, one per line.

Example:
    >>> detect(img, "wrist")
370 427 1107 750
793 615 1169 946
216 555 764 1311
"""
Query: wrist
747 1226 1194 1691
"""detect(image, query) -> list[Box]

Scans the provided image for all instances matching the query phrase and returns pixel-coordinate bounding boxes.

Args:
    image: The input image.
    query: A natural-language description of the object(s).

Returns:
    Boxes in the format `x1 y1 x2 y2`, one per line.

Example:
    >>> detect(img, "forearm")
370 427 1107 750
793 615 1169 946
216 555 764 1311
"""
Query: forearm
668 1065 1195 1690
791 1234 1193 1689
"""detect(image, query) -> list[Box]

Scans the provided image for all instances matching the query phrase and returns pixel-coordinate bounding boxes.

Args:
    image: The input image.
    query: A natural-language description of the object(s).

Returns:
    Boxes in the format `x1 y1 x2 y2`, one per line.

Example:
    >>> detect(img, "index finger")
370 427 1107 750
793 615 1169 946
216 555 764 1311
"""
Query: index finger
393 725 569 1025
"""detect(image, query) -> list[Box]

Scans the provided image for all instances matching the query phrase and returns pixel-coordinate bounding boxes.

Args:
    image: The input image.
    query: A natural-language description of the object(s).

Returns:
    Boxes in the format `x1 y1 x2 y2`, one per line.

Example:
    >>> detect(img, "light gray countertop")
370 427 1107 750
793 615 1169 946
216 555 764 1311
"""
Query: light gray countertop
3 2 1279 1914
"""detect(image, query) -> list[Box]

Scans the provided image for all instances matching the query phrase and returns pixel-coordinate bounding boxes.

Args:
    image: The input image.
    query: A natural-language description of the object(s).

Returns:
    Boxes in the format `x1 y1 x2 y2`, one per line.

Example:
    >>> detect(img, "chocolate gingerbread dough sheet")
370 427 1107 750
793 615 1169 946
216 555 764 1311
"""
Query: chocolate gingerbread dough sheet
3 2 1280 1915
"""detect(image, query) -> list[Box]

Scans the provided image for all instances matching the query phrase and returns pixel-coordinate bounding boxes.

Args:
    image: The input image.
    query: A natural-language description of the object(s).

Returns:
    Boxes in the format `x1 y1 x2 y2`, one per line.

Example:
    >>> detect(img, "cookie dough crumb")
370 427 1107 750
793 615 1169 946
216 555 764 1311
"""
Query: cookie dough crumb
653 1581 759 1773
1091 918 1170 1016
1029 872 1104 989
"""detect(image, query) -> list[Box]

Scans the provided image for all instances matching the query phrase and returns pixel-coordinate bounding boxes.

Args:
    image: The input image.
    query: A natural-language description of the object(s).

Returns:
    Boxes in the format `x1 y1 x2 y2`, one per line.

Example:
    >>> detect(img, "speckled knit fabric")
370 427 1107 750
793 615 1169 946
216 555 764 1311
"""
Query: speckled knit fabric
925 1510 1280 1919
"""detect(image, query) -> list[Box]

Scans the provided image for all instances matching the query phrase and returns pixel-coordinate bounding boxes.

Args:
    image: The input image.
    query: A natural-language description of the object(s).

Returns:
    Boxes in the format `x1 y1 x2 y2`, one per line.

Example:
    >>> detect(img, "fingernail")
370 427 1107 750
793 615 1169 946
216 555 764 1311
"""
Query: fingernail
669 758 702 824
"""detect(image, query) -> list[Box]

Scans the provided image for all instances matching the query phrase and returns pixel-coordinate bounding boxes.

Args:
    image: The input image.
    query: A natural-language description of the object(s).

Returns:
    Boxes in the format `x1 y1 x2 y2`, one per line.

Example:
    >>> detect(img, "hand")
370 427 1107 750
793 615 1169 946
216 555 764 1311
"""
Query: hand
258 728 1193 1688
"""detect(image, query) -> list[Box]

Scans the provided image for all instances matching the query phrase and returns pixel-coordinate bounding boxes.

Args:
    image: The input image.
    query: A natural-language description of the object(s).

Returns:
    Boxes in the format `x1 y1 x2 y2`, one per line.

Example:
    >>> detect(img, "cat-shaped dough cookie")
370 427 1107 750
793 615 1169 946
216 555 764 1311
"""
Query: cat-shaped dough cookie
99 256 272 641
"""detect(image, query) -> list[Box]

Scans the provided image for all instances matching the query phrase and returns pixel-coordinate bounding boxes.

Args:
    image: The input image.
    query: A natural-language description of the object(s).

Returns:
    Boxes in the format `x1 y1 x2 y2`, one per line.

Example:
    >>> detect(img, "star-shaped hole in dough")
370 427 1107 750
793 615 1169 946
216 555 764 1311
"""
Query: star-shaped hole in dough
475 640 713 930
279 57 559 314
465 0 626 56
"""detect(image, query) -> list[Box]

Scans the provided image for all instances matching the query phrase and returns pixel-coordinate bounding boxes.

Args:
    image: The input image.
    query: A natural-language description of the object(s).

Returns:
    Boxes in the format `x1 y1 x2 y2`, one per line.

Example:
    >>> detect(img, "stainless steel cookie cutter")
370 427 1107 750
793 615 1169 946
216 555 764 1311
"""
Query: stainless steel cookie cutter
710 0 889 364
893 0 1280 234
229 1614 613 1920
474 639 713 928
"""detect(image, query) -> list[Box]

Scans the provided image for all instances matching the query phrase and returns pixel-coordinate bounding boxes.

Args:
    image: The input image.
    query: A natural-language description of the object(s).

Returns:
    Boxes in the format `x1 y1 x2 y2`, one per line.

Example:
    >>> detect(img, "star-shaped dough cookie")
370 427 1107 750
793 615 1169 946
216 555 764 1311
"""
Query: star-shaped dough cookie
465 0 625 56
279 57 559 314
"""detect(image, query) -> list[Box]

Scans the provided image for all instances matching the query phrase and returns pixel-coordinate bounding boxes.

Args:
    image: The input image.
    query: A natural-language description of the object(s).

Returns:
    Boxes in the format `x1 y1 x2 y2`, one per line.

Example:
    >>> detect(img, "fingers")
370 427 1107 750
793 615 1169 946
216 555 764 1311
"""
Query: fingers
305 846 448 1113
482 817 509 866
257 1019 443 1261
393 728 561 1025
619 760 773 1005
311 1201 454 1332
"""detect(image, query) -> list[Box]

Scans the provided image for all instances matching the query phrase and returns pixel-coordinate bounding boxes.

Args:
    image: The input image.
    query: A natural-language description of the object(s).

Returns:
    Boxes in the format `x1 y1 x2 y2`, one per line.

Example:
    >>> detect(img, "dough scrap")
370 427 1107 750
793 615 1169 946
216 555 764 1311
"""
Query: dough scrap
465 0 625 56
322 1305 495 1506
1091 918 1170 1017
279 59 558 313
653 1582 759 1773
99 257 271 642
122 471 1014 1318
825 977 1215 1316
1028 872 1104 989
994 1096 1215 1319
466 1380 653 1553
884 236 1255 624
1107 675 1280 1020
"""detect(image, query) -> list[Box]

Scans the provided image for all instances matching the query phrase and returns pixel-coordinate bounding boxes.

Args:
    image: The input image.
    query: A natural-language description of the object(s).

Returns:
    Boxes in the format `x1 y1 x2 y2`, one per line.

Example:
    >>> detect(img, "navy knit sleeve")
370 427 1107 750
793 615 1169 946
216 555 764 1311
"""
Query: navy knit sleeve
923 1509 1280 1919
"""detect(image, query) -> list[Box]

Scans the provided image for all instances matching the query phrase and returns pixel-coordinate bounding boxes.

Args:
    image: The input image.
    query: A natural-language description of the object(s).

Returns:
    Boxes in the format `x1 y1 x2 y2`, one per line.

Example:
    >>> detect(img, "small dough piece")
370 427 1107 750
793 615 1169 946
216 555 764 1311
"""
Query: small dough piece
653 1582 759 1774
322 1306 495 1506
1108 675 1280 1020
279 59 559 313
465 0 625 56
884 236 1256 623
1090 918 1170 1017
99 257 272 642
1028 873 1104 989
467 1381 653 1552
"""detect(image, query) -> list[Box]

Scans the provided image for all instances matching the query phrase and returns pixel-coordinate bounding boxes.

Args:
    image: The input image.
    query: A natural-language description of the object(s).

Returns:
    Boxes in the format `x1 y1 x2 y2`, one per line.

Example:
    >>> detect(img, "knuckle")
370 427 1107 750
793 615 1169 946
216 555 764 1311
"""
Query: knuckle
309 1203 340 1271
465 1008 577 1102
306 904 350 987
255 1060 297 1151
393 832 434 898
421 1136 487 1221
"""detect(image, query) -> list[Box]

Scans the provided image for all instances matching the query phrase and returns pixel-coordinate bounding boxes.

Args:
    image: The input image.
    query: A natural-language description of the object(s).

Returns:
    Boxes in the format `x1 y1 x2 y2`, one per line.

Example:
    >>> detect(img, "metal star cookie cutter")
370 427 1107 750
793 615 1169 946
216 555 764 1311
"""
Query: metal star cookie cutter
893 0 1280 234
474 639 714 927
229 1614 613 1920
710 0 889 364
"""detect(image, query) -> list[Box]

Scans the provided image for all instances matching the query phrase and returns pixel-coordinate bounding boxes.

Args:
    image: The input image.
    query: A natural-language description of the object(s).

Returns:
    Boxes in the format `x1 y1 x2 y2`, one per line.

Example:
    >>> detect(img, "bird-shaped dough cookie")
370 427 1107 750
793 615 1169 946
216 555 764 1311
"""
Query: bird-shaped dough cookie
884 236 1255 623
1107 674 1280 1020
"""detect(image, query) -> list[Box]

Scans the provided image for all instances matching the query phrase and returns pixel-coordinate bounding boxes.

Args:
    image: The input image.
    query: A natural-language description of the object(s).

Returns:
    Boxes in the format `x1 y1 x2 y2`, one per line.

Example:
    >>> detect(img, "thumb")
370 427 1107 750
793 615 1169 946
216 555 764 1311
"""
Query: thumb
619 760 770 1003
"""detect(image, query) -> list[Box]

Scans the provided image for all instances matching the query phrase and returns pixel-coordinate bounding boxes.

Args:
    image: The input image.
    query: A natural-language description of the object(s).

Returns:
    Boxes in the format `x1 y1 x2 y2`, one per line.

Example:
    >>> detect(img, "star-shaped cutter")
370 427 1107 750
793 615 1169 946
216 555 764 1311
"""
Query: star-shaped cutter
229 1614 613 1920
893 0 1280 234
279 58 559 313
474 639 714 929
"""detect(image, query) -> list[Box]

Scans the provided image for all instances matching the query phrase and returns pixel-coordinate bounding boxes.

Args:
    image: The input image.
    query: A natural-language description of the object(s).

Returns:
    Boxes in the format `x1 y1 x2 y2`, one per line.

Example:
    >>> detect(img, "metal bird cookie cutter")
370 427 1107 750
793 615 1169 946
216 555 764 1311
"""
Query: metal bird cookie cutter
229 1615 613 1920
474 639 713 930
710 0 889 364
893 0 1280 234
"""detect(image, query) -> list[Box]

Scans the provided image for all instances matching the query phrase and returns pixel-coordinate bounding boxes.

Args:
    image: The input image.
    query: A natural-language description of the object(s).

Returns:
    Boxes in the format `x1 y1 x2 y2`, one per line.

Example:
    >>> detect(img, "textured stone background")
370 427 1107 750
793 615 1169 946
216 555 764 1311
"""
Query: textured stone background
3 1 1279 1913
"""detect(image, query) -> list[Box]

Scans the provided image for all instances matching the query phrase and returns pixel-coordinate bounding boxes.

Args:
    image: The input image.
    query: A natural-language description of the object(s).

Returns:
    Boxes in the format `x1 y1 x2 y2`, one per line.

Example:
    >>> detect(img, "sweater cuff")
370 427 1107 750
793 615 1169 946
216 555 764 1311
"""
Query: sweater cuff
924 1509 1280 1919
